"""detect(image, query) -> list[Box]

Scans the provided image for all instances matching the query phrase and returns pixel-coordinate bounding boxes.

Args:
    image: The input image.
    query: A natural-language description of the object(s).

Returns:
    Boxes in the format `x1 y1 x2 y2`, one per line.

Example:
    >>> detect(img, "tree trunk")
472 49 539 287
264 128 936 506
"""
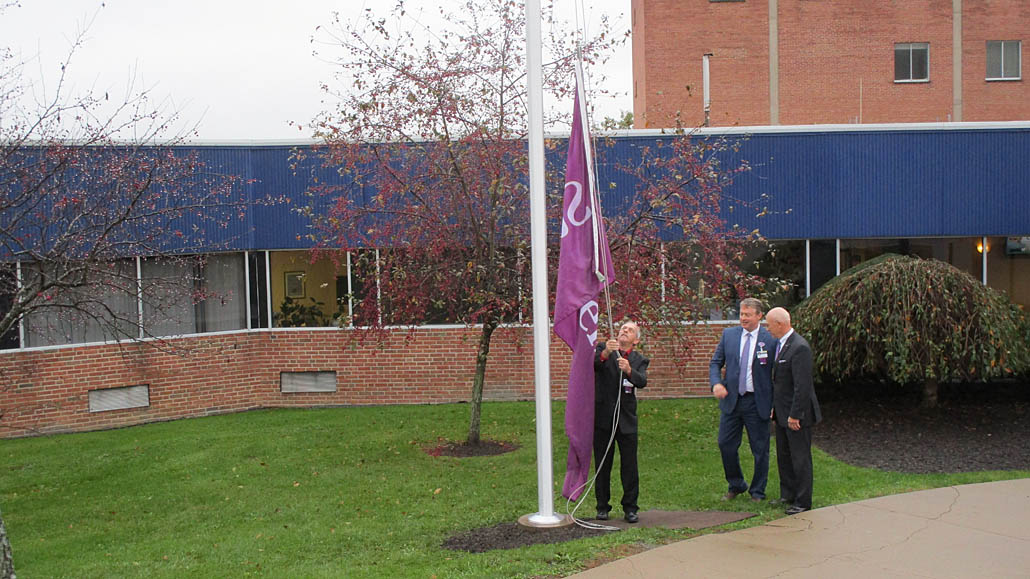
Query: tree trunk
467 321 497 445
921 378 939 409
1 508 14 579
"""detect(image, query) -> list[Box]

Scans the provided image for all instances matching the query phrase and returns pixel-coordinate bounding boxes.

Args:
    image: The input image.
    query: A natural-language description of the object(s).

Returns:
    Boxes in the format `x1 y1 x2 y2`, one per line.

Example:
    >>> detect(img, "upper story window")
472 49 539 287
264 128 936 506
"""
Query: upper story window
895 42 929 82
987 40 1021 80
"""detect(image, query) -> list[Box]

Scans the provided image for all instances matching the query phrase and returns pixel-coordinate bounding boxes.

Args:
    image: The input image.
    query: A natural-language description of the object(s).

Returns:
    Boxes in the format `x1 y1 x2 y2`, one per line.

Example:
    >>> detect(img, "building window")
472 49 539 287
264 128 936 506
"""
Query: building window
895 42 929 82
22 259 139 347
987 40 1021 80
141 253 247 337
247 251 270 329
0 265 20 349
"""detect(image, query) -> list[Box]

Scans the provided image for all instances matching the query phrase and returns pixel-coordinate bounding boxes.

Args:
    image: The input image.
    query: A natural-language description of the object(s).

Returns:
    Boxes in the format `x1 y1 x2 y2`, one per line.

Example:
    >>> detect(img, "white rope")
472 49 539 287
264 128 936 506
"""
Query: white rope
565 362 623 532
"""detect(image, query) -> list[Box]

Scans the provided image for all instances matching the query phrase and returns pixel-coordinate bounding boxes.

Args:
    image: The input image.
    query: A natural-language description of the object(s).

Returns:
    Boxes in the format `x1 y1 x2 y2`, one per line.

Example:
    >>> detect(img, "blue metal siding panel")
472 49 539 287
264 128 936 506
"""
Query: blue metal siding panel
187 146 257 251
170 128 1030 252
713 128 1030 240
12 127 1020 258
839 133 942 238
939 131 1030 236
247 146 318 249
722 133 843 240
595 136 648 228
162 128 1030 250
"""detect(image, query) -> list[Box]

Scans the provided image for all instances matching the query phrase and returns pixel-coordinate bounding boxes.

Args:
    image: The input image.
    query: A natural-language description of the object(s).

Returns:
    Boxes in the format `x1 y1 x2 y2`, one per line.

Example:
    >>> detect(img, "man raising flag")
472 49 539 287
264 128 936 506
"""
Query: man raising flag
554 70 615 503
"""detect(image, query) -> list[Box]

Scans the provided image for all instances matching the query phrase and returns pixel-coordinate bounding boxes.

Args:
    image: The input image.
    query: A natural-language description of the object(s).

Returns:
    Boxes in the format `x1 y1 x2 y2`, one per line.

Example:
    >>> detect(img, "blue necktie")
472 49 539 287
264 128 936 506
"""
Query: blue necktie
738 332 751 396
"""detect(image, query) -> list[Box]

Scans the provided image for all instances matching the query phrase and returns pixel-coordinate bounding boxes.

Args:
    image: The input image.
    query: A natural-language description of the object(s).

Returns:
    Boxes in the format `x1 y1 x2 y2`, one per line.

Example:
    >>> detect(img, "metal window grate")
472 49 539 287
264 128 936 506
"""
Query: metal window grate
280 371 338 393
88 385 150 413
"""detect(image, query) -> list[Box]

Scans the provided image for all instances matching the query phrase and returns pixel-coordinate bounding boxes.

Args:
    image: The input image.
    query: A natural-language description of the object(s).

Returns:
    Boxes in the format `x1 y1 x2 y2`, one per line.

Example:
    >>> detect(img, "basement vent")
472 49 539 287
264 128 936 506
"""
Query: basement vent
280 371 337 393
88 385 150 413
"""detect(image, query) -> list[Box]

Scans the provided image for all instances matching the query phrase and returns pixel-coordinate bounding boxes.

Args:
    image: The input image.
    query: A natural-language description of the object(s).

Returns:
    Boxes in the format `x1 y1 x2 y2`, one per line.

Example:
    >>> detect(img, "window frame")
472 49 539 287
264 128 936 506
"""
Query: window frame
894 42 930 83
986 40 1022 81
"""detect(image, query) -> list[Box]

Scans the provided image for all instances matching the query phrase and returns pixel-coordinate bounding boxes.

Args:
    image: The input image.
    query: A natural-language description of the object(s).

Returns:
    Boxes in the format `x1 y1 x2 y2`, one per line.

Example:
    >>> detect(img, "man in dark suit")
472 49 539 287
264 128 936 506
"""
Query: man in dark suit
708 298 775 502
594 320 649 523
766 306 822 515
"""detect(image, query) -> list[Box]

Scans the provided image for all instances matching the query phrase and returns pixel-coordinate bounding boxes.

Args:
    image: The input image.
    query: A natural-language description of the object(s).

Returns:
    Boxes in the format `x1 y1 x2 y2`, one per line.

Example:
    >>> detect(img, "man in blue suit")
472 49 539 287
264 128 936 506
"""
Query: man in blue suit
709 298 775 502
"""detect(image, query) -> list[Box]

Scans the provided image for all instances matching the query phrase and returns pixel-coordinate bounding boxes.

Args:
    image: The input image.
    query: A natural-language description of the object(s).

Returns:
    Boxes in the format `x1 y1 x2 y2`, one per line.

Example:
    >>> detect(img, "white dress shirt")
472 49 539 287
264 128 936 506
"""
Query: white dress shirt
740 328 758 393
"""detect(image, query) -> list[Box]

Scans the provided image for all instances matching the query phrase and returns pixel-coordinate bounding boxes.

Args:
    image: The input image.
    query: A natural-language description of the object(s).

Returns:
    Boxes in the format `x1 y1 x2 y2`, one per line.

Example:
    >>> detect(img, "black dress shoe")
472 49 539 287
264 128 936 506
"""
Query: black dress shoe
721 490 743 501
624 511 639 524
785 505 809 515
596 510 610 521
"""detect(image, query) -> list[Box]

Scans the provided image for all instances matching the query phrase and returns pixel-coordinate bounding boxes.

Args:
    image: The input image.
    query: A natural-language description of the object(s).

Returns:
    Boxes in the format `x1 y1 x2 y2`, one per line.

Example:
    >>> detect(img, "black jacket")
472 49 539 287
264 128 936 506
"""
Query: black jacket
594 343 649 434
772 332 822 427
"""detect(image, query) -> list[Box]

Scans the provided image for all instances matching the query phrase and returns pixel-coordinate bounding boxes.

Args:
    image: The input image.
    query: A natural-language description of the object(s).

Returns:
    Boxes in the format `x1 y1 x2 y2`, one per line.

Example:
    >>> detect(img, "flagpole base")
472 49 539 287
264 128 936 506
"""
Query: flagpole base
518 512 573 528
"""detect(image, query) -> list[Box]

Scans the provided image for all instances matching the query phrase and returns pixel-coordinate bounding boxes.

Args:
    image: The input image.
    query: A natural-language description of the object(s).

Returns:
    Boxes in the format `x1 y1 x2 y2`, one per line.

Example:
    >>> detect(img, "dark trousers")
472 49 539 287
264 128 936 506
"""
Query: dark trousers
775 423 814 509
593 426 639 513
717 393 770 498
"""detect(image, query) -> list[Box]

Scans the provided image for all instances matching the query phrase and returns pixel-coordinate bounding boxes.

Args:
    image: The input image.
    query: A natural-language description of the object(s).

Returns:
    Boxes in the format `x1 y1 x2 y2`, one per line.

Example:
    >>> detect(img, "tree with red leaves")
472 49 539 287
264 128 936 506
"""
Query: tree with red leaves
303 0 775 446
303 0 618 445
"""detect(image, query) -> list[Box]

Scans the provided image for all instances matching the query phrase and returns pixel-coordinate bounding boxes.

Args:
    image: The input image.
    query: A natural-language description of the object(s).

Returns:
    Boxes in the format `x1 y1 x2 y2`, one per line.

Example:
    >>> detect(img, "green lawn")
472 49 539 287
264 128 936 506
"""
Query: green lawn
3 398 1026 578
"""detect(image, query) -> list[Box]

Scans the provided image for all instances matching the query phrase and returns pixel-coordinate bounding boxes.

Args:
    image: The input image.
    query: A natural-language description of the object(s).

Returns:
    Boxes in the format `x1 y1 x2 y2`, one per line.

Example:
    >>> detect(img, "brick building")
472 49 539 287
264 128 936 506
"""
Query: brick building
5 4 1030 438
632 0 1029 128
3 126 1028 438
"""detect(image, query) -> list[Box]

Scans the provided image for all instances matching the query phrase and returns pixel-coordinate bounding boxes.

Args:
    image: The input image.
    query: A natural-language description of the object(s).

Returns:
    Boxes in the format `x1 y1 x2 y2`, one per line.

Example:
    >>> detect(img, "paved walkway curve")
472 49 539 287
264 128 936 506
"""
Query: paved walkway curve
569 478 1030 578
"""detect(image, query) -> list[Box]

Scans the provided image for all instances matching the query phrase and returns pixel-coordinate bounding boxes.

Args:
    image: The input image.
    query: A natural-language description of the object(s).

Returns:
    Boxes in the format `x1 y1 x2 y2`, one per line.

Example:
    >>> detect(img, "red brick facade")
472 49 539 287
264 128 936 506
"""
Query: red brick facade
632 0 1030 127
0 324 728 438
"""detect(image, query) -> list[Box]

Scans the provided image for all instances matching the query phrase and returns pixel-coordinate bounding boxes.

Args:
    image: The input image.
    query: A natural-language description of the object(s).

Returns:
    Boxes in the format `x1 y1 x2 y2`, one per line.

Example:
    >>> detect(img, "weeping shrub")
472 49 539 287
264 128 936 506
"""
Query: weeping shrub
793 254 1030 406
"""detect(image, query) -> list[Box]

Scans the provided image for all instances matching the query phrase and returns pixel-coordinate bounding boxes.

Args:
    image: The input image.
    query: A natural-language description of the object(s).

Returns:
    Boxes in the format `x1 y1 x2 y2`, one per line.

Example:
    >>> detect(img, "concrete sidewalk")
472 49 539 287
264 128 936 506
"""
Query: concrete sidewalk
570 478 1030 578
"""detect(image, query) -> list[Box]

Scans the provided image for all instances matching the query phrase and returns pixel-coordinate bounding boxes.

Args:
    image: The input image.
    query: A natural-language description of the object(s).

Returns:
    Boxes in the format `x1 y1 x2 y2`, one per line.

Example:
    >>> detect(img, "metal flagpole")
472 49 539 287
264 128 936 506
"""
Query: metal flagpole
520 0 568 528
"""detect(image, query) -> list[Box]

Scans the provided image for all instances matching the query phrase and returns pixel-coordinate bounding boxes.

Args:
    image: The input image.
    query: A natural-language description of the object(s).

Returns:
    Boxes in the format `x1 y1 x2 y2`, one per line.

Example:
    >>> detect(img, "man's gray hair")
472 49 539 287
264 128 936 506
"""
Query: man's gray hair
739 298 766 315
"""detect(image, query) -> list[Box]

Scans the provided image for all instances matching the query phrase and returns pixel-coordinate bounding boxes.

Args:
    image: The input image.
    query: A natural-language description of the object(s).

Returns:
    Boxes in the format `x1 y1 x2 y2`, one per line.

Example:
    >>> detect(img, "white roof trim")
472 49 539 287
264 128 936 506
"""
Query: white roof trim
178 121 1030 146
603 120 1030 138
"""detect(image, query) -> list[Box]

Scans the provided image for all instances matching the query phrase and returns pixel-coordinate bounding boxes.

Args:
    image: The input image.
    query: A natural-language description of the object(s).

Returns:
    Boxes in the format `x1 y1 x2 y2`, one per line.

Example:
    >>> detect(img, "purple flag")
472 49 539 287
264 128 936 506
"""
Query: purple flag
555 87 615 501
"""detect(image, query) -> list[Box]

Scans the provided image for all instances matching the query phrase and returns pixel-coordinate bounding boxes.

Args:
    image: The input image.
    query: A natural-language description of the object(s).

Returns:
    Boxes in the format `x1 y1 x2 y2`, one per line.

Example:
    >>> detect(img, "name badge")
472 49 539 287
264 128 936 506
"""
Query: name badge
756 344 768 364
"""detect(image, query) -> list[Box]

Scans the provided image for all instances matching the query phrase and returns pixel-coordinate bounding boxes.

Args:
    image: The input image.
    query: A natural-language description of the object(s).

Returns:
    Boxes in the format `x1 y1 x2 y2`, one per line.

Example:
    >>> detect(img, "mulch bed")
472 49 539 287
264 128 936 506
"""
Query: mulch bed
443 522 599 553
813 381 1030 473
442 510 755 553
424 439 520 458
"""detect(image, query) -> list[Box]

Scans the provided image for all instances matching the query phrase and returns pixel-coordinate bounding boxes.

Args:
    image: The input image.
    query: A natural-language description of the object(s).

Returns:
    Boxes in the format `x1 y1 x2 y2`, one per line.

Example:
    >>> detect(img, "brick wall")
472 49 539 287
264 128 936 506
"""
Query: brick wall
961 2 1030 121
0 323 729 438
633 0 1030 127
634 0 772 127
778 0 955 124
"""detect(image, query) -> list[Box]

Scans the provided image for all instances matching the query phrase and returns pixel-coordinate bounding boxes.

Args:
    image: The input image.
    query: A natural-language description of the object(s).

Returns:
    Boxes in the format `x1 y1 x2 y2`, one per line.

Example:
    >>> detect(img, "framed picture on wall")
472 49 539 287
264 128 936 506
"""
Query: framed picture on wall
285 271 306 298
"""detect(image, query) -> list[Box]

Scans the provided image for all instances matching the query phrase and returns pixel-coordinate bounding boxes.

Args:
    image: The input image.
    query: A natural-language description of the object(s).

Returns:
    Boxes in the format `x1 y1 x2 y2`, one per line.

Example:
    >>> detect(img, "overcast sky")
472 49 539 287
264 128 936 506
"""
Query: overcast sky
0 0 632 142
